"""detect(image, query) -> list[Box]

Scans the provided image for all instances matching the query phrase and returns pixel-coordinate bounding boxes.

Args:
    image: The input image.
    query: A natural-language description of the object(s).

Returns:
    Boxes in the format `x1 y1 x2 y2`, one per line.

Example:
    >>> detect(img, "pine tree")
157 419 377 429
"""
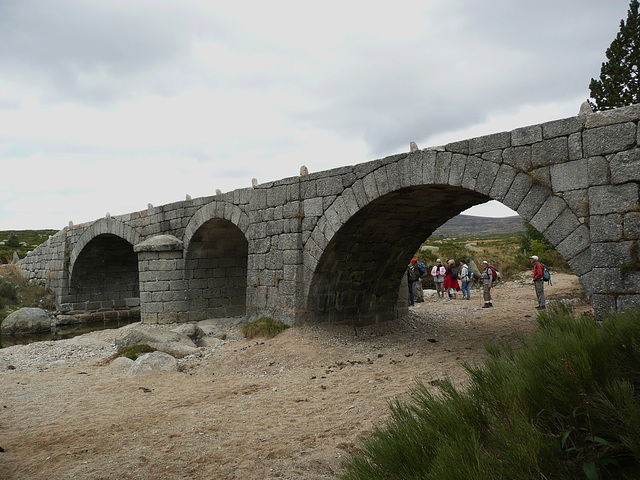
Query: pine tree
589 0 640 111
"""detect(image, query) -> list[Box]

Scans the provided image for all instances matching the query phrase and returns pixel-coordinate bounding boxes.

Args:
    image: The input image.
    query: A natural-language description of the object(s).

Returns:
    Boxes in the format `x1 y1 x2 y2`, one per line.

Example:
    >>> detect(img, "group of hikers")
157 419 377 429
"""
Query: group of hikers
407 255 548 309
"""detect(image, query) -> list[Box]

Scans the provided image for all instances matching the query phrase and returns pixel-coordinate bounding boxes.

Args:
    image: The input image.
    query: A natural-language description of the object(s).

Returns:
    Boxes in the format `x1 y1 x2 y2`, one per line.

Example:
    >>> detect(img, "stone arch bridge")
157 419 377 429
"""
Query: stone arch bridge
18 104 640 325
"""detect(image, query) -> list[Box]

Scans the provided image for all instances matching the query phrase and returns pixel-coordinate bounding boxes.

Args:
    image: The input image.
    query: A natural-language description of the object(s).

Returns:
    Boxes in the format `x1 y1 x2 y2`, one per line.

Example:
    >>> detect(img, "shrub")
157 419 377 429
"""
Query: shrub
116 344 156 360
340 304 640 480
0 264 54 317
0 276 17 304
241 317 290 339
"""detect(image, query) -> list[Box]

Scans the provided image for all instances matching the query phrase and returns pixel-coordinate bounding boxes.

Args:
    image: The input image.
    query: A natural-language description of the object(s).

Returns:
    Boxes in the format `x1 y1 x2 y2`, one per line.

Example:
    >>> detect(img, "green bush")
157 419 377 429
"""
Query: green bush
116 344 156 360
241 316 290 339
340 304 640 480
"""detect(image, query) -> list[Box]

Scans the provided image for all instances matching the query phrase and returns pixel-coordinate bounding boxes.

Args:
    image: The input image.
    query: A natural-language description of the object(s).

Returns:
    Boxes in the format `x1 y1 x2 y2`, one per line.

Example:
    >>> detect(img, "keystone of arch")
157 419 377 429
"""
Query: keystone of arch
69 218 142 276
183 201 250 252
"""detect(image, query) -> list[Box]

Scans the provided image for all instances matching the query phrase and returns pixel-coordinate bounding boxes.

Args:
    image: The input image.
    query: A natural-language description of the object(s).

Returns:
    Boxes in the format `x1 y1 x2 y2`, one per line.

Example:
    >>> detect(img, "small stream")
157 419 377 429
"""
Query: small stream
0 318 138 349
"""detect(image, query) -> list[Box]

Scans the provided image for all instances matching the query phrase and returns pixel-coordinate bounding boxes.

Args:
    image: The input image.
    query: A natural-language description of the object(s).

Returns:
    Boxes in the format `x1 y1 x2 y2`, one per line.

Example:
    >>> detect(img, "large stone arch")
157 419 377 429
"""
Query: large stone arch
69 218 142 277
182 201 251 320
304 150 590 324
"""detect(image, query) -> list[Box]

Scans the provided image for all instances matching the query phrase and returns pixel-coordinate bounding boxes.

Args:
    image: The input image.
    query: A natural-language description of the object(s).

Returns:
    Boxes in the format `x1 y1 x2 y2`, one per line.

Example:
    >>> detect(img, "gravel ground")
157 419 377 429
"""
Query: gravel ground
0 272 591 480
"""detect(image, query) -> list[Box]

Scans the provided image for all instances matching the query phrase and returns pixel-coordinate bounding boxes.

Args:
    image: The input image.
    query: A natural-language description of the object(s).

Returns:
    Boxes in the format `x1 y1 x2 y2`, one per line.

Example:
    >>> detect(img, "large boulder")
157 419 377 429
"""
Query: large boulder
1 307 52 334
170 323 205 345
126 351 178 375
115 328 199 358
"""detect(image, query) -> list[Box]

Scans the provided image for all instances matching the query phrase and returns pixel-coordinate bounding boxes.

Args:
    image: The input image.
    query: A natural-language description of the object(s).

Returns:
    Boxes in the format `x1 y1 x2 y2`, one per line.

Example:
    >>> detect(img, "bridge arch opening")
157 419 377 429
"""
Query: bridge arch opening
68 234 140 316
184 218 248 320
306 185 491 325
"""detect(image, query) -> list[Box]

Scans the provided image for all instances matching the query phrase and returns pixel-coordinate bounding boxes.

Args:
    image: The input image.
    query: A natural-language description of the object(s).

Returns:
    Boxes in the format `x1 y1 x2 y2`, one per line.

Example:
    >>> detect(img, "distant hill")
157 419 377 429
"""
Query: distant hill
431 215 525 237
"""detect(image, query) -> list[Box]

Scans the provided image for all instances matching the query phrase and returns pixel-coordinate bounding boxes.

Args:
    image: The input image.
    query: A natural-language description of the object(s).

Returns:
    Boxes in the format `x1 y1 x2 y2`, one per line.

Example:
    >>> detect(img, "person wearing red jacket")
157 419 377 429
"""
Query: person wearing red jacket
530 255 545 310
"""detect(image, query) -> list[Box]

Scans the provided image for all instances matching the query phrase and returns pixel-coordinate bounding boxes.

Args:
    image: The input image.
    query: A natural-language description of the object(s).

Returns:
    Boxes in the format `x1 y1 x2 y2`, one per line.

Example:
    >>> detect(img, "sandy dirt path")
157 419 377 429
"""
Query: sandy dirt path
0 273 590 480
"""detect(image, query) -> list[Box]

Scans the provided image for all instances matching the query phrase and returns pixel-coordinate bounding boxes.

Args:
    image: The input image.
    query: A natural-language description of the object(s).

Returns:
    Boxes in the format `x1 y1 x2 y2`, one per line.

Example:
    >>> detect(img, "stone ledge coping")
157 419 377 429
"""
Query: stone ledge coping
134 235 184 252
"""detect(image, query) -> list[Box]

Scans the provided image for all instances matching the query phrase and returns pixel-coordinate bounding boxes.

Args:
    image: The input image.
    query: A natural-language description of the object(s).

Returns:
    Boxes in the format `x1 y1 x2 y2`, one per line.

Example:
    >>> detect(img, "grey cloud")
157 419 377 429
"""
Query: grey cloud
0 1 231 103
283 1 630 156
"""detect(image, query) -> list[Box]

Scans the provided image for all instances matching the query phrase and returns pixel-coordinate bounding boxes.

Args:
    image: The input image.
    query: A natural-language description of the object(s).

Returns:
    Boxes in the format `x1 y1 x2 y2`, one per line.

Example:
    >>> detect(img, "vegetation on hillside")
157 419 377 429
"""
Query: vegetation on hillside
0 230 58 264
340 304 640 480
0 264 54 323
414 221 569 281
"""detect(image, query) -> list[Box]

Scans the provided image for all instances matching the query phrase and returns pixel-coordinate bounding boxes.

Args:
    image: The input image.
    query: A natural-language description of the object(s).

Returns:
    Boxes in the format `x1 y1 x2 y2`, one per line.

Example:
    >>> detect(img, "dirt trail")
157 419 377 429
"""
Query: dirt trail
0 273 590 480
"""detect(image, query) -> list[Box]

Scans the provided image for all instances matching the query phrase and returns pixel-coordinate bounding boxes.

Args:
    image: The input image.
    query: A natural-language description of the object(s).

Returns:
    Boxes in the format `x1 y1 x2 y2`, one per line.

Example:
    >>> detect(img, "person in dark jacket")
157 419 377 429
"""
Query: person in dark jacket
407 258 420 306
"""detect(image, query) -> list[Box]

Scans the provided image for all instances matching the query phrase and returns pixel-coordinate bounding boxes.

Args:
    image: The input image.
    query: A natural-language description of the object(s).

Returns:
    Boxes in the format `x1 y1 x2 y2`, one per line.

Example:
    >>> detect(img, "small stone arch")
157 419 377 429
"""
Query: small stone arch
182 201 251 320
183 201 250 252
69 218 142 277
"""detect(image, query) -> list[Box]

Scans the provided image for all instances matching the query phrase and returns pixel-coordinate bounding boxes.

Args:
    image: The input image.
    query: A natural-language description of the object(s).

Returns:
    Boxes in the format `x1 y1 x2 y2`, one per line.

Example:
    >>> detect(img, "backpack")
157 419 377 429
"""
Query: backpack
417 262 427 278
542 263 552 285
450 266 458 280
488 266 497 281
461 265 473 281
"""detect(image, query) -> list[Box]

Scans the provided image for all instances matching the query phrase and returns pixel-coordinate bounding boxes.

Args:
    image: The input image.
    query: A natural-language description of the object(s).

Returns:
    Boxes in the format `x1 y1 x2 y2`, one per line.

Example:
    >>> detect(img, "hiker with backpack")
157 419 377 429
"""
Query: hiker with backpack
459 259 472 300
443 259 460 299
530 255 546 310
407 258 421 306
480 260 495 308
415 261 427 303
431 259 446 299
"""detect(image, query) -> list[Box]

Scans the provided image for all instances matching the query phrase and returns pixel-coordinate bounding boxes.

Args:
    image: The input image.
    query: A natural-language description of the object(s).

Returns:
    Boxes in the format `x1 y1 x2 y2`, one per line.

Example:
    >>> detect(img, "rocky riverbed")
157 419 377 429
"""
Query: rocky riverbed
0 273 591 479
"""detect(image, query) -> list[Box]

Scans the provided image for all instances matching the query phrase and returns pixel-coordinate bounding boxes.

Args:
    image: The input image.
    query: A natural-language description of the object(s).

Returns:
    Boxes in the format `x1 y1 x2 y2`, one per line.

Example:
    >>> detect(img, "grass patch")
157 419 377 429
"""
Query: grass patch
340 303 640 480
116 344 156 360
241 316 290 339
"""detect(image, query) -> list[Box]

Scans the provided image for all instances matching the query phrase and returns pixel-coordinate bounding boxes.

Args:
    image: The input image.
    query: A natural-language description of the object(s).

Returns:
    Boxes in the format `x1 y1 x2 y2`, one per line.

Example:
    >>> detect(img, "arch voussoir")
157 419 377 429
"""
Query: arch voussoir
69 218 141 276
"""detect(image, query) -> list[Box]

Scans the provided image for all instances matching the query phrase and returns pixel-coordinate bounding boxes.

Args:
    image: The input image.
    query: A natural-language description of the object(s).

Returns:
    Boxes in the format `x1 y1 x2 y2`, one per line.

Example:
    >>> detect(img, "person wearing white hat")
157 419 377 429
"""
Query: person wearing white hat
530 255 545 310
480 261 494 308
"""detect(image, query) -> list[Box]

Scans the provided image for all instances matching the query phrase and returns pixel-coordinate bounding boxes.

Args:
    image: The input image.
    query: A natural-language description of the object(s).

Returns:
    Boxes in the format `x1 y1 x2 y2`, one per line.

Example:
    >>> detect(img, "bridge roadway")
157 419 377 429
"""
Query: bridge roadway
17 104 640 325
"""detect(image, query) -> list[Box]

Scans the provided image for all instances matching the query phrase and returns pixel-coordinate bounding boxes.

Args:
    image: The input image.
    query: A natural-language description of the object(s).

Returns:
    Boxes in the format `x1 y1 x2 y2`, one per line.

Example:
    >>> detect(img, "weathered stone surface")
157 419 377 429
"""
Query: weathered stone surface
108 356 135 372
589 184 640 215
556 225 590 261
590 214 624 242
517 185 550 222
583 122 637 157
610 148 640 184
127 351 178 374
550 159 589 192
469 131 510 154
585 103 640 128
563 189 589 219
134 235 183 252
116 328 199 358
171 323 205 345
587 156 610 187
531 137 569 167
542 116 584 139
591 241 634 268
502 146 532 170
1 308 51 334
512 125 542 146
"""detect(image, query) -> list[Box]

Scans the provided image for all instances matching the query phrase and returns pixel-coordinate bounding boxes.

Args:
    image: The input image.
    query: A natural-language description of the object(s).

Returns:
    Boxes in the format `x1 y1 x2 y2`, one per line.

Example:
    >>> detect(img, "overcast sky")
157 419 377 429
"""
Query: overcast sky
0 1 631 230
